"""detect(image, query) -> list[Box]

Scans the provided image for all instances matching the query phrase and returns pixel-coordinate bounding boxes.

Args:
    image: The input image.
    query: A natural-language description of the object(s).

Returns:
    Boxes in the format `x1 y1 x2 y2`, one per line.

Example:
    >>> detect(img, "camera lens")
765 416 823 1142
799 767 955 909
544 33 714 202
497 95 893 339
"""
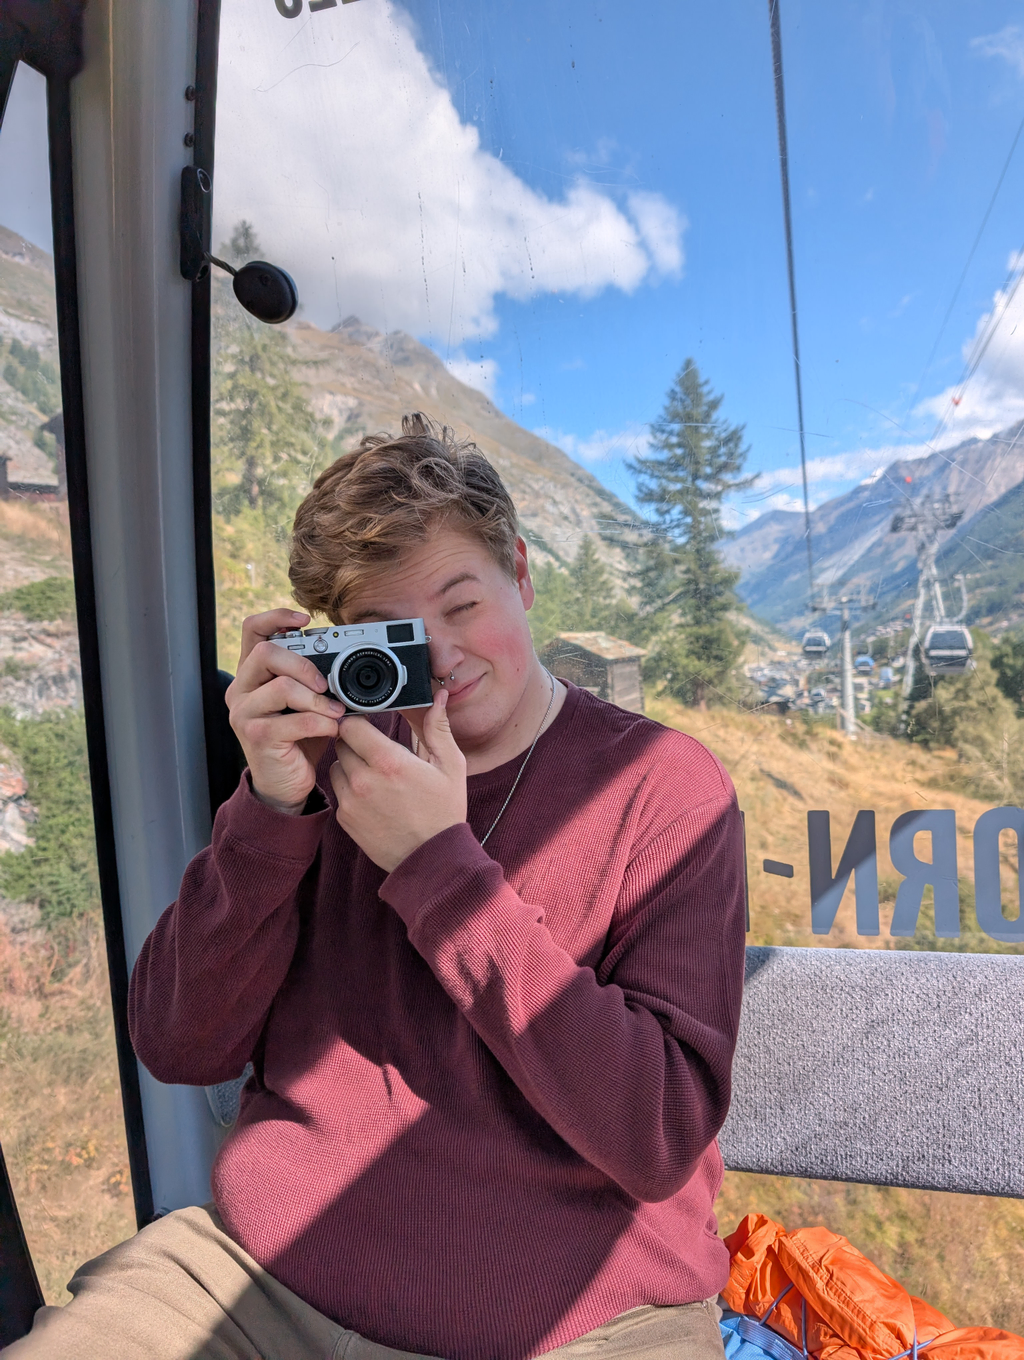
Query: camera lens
336 647 401 709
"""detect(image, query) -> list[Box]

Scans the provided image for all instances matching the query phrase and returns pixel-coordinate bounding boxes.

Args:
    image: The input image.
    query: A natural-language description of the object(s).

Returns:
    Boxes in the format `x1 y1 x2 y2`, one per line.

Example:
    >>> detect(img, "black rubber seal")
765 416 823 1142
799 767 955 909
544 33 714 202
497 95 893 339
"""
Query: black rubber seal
190 0 240 816
0 1139 42 1346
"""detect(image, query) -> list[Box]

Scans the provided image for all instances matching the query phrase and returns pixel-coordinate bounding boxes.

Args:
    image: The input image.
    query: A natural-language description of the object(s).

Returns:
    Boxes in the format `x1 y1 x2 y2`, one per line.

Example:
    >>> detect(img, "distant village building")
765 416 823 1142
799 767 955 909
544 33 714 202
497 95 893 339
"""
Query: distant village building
539 632 646 713
0 448 64 503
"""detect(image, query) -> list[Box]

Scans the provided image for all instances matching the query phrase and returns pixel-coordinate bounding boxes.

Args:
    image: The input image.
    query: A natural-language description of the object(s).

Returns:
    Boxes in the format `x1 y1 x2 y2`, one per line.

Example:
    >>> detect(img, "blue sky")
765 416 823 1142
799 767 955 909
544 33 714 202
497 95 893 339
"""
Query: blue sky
6 1 1024 525
404 0 1024 517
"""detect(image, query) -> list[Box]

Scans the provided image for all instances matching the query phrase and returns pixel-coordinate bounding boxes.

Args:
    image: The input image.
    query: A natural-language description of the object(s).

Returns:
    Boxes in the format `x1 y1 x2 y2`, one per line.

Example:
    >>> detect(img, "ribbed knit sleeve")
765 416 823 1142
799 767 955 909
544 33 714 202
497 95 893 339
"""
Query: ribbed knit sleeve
128 773 331 1087
379 792 746 1204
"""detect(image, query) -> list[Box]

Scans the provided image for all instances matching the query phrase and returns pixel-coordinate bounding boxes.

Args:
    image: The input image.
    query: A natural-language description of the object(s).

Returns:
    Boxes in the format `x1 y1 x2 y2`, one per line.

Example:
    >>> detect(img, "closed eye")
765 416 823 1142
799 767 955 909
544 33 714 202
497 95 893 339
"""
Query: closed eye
446 600 479 619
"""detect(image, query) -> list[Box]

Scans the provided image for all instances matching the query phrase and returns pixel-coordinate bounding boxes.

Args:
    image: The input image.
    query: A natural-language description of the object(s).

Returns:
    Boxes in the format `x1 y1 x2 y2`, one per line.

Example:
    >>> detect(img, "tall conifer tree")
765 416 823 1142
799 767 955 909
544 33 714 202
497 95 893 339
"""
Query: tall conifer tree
211 223 327 523
567 536 615 631
629 359 755 706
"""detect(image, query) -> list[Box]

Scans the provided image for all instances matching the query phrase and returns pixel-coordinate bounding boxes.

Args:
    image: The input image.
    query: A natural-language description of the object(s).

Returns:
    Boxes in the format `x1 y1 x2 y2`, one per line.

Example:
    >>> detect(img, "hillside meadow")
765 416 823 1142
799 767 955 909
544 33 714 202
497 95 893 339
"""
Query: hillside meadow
646 693 1024 950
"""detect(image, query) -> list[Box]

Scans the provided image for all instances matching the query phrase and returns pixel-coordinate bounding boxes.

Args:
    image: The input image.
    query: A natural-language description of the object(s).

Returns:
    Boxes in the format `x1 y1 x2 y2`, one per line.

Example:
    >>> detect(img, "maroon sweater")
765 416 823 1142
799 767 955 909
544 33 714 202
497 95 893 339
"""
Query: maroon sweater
129 684 746 1360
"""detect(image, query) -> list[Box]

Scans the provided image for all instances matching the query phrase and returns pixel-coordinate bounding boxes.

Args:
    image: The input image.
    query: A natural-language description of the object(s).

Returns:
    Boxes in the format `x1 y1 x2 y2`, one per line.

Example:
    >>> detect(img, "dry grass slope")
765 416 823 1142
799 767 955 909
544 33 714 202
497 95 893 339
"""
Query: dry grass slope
0 917 134 1303
646 694 1021 946
0 501 72 594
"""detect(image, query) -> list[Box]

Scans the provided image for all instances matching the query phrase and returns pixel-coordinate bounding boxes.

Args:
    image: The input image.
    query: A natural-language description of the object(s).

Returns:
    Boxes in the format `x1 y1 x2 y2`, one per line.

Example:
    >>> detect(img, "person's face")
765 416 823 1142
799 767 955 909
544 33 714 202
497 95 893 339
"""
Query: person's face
340 528 538 753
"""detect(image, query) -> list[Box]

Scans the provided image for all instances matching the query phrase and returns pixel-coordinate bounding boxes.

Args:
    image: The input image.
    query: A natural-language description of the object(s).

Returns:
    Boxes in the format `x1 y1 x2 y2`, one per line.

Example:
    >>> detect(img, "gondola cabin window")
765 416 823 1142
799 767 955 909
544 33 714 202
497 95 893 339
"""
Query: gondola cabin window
0 60 135 1303
3 0 1021 1339
203 0 1024 1327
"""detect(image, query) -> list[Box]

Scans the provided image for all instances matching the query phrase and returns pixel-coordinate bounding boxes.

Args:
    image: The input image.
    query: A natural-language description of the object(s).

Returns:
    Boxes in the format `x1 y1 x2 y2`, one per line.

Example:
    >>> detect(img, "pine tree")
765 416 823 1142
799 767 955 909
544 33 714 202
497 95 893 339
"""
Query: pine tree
211 219 328 523
229 221 261 262
567 536 616 631
527 538 638 652
628 359 755 707
212 309 328 524
629 535 683 646
992 634 1024 716
908 652 1024 804
527 561 572 651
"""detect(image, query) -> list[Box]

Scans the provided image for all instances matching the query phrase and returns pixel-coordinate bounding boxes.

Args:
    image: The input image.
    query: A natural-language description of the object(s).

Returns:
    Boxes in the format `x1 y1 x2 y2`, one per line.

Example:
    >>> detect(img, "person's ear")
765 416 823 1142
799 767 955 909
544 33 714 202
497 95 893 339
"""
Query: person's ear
513 536 535 611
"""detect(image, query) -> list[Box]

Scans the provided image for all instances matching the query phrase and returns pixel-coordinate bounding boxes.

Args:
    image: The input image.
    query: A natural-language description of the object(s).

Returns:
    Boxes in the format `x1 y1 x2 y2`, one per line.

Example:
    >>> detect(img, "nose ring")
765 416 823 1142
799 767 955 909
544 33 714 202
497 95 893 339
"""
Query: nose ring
437 671 456 686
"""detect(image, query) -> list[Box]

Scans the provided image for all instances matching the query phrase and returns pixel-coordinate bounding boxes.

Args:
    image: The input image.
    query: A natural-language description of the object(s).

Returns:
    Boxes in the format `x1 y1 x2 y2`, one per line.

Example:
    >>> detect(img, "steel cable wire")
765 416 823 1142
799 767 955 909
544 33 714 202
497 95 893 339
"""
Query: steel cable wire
768 0 815 604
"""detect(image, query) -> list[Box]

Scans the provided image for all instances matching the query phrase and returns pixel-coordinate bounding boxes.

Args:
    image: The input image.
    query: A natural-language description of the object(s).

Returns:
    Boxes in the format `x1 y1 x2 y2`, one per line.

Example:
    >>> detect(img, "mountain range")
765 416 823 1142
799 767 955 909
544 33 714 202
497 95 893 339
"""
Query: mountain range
1 217 640 583
0 224 60 490
4 218 1023 632
721 429 1024 632
287 315 638 577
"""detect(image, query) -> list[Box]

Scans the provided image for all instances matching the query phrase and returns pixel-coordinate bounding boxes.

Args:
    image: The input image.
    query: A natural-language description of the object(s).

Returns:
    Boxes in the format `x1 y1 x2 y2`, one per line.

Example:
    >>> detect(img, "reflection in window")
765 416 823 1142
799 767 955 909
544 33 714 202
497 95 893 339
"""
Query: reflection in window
210 1 1024 1328
0 61 134 1301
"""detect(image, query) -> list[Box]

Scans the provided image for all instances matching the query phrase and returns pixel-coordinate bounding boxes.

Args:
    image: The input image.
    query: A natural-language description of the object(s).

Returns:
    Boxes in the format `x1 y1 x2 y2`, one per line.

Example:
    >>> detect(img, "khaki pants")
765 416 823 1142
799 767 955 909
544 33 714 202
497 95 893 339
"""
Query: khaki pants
4 1205 726 1360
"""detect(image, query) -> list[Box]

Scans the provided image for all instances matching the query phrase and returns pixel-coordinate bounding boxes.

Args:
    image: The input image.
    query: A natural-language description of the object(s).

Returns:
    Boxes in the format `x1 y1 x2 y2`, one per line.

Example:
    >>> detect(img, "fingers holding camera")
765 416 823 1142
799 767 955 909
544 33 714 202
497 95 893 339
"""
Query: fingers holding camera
227 644 347 815
404 690 463 773
330 707 467 873
238 608 310 669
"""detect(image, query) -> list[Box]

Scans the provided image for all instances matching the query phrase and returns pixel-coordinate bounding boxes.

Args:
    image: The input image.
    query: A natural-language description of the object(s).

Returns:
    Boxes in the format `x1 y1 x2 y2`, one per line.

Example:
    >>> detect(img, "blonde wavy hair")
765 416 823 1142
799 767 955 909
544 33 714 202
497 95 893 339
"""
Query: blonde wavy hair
289 413 520 621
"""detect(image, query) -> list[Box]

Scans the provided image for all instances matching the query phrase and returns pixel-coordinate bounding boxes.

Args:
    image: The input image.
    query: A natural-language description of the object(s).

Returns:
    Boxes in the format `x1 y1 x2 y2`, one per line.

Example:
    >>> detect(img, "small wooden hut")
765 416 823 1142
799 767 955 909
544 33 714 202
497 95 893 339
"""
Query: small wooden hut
539 632 646 713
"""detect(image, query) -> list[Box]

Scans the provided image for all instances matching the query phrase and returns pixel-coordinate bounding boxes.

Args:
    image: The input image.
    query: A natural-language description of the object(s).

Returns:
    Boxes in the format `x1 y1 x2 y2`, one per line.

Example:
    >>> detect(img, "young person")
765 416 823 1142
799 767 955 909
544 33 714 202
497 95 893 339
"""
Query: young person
10 416 746 1360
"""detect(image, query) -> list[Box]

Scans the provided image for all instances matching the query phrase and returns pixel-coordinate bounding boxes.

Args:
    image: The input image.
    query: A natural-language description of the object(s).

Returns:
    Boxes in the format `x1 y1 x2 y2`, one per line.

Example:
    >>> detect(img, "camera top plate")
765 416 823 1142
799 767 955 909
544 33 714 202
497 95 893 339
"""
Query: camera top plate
269 617 433 712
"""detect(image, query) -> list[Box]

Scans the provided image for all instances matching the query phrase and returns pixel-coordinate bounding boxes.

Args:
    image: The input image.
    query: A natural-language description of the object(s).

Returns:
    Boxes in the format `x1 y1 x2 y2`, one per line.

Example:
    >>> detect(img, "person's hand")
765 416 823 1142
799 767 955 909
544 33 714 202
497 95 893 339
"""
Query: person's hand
226 609 347 815
330 690 467 872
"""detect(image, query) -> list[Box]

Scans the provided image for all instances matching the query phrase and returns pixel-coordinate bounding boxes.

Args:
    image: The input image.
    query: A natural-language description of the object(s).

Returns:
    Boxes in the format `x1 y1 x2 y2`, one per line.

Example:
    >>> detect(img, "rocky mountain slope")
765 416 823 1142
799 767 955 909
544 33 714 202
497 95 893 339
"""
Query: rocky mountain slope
2 220 640 578
287 315 637 574
0 224 60 488
939 474 1024 625
722 428 1024 630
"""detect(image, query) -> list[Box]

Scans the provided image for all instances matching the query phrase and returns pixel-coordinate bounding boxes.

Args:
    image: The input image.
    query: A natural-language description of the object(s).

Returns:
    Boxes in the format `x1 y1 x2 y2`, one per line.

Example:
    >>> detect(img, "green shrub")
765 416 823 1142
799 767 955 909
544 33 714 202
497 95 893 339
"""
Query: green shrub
2 340 60 416
33 427 58 462
0 576 76 622
0 709 99 922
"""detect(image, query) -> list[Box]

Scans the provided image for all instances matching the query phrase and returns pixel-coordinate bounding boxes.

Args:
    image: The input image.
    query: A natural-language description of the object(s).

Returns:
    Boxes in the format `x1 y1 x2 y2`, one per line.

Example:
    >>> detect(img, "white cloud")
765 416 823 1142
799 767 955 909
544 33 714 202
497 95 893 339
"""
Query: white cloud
626 193 686 278
971 25 1024 77
752 445 929 496
444 353 498 399
914 255 1024 439
534 424 651 464
215 0 686 341
728 443 936 524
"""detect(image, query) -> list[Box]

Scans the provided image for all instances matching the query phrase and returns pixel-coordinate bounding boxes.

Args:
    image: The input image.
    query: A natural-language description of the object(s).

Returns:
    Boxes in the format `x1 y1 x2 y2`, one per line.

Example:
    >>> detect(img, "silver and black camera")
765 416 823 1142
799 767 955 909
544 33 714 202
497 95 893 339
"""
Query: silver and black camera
270 618 434 714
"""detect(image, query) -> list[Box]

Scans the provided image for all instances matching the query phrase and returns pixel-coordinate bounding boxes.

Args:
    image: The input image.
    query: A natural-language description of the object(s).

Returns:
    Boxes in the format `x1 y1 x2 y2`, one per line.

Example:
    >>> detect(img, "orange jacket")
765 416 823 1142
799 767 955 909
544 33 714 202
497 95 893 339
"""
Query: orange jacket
722 1213 1024 1360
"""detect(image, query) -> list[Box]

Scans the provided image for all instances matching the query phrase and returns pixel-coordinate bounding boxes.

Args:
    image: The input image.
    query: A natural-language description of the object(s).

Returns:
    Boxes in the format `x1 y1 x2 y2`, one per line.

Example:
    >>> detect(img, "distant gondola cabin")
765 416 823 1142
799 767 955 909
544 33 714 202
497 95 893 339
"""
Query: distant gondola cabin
539 632 646 713
922 625 973 676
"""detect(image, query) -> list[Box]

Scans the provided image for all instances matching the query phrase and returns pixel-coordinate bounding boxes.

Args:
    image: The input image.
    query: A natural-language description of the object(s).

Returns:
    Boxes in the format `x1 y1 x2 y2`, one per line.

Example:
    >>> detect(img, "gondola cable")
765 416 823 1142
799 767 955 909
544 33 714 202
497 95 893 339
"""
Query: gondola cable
768 0 816 605
904 105 1024 427
925 239 1024 452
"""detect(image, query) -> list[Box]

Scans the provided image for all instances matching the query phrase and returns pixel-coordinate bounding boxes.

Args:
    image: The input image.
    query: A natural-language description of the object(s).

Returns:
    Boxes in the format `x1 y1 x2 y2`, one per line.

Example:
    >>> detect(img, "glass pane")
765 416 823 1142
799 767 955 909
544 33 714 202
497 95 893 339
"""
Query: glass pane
211 0 1024 961
0 60 134 1301
211 0 1023 1332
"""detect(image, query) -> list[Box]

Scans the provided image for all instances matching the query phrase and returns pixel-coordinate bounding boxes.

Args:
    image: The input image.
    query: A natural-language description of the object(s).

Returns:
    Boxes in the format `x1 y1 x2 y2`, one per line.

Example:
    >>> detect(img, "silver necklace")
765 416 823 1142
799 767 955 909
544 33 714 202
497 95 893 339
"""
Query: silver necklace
480 669 556 847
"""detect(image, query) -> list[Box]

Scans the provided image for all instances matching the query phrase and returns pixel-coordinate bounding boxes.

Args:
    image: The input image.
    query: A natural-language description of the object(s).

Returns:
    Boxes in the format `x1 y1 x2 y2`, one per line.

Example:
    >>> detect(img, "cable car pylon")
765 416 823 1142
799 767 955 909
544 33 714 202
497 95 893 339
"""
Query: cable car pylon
889 494 971 705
